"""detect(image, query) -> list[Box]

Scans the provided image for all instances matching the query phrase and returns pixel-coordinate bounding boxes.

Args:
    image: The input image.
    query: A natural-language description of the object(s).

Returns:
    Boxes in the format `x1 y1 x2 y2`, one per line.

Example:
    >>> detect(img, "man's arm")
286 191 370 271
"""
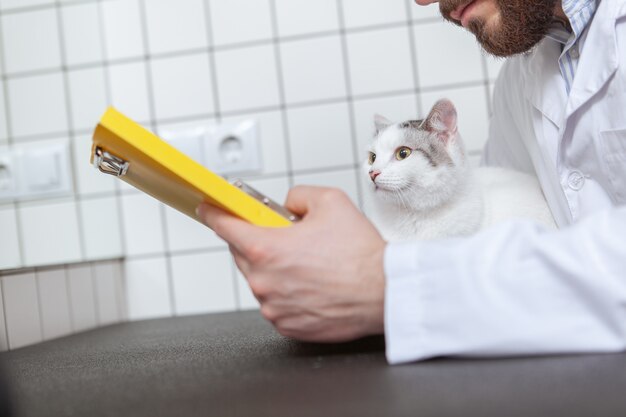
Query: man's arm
197 186 387 342
198 187 626 364
385 206 626 363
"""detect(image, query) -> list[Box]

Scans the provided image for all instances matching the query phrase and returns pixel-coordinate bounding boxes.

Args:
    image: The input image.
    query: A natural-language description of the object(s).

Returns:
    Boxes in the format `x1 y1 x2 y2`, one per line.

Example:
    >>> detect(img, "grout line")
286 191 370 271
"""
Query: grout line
0 162 370 208
0 278 11 351
202 0 222 123
4 80 488 145
405 2 424 117
63 265 76 332
202 0 240 310
137 0 176 317
90 262 102 326
0 7 26 267
34 271 46 341
336 0 364 209
96 0 128 258
0 17 442 80
268 0 295 189
55 0 88 262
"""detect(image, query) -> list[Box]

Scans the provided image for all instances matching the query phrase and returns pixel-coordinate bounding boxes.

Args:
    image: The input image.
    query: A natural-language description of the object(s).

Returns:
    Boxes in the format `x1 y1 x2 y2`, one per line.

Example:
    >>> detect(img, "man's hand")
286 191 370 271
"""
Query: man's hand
197 186 387 343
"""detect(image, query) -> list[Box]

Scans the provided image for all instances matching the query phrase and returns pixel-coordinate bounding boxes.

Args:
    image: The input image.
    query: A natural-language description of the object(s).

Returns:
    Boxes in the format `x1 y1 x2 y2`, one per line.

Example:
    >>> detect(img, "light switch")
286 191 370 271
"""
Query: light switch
24 150 61 191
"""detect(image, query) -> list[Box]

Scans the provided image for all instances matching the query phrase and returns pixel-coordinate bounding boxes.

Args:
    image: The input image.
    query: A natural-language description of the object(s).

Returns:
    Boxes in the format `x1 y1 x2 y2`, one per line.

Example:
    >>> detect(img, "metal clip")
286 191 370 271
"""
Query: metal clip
231 179 300 222
93 147 129 177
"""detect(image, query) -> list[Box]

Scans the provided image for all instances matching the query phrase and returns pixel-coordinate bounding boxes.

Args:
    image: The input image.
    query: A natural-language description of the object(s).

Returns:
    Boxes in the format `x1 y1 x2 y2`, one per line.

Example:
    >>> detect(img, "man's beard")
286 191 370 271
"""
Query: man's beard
440 0 558 57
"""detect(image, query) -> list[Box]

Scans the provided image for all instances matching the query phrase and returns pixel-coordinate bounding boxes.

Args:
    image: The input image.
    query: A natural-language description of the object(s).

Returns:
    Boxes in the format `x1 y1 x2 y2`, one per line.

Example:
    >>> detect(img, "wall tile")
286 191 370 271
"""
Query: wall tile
280 36 346 104
347 27 415 96
125 257 172 320
235 269 259 310
0 206 21 270
342 0 407 28
0 0 54 11
215 44 280 113
108 61 151 124
144 0 208 55
101 0 145 61
93 261 124 325
241 176 290 205
170 251 236 316
293 168 360 206
19 199 82 267
7 73 68 139
1 8 61 74
420 84 490 152
410 2 440 20
61 2 104 66
150 53 214 120
66 264 97 332
120 193 165 257
164 205 226 253
79 196 123 260
274 0 339 37
414 22 484 88
208 0 273 46
2 273 42 350
287 102 354 171
220 110 288 176
67 67 108 132
37 268 72 340
72 133 117 196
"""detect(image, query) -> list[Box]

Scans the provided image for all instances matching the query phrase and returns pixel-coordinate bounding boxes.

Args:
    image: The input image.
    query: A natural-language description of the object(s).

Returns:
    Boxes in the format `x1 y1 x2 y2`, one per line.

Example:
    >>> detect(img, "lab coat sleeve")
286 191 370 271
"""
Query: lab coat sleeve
384 206 626 364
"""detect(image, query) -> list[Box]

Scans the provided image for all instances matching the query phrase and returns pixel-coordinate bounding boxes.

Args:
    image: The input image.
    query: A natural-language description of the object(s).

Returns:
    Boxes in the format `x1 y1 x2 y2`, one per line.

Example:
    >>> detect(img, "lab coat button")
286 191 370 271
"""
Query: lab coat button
570 47 580 59
567 170 585 191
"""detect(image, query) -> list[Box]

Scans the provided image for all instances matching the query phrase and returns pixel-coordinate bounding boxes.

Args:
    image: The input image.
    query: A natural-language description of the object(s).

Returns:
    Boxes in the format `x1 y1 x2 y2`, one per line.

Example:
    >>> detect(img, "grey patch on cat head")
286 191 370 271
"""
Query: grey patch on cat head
401 126 454 168
399 119 425 130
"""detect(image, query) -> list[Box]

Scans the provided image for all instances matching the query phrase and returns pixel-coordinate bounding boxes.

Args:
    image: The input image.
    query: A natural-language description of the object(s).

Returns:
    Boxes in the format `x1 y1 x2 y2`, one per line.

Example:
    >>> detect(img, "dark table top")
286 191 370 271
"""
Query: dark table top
2 311 626 417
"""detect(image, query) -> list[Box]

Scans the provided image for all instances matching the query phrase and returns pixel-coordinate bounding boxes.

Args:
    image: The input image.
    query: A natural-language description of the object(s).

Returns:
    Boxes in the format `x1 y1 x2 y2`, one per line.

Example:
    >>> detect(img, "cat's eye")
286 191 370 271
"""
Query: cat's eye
395 147 412 161
368 152 376 165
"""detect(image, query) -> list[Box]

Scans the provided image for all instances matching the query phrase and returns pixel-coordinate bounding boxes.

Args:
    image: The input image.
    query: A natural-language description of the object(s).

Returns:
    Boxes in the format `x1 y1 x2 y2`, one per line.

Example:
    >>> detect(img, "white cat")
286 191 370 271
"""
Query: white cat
365 99 556 242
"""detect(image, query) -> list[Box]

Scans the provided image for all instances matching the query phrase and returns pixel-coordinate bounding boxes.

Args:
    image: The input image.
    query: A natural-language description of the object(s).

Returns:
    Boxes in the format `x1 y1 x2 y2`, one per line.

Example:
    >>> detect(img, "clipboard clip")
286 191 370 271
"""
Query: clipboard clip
93 147 130 177
231 179 301 222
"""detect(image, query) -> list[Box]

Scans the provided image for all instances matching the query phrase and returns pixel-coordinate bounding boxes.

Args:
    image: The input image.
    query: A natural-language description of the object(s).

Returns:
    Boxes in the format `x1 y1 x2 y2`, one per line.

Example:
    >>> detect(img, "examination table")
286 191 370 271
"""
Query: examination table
2 311 626 416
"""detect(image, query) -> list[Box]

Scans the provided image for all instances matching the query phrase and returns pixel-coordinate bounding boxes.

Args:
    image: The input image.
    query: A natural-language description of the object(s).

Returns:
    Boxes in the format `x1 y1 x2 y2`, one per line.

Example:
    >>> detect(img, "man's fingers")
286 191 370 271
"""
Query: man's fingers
196 203 265 251
229 244 251 276
285 185 343 216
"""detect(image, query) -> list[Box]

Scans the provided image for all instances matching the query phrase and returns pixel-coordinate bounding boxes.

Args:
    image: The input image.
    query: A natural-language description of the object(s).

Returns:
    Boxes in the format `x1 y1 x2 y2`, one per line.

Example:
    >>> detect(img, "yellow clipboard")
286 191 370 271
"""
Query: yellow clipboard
90 108 297 227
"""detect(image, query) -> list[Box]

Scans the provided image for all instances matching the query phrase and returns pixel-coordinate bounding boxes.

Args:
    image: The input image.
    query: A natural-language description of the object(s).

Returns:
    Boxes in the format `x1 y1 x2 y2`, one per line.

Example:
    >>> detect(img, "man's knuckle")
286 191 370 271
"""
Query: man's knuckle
260 305 277 322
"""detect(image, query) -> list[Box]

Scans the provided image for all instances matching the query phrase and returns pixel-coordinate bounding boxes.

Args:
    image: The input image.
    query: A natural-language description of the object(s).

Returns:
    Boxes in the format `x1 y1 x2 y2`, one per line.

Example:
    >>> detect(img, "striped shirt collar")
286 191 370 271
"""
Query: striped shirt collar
546 0 598 45
545 0 599 93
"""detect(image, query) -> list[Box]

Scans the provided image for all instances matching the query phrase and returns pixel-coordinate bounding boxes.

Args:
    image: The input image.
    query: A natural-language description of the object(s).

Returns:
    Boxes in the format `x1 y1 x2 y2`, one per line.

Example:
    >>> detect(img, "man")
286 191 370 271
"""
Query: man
197 0 626 363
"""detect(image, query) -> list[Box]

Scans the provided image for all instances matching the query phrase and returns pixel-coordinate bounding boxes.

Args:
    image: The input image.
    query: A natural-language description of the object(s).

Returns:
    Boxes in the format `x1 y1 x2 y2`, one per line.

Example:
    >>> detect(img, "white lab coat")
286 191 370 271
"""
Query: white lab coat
384 0 626 363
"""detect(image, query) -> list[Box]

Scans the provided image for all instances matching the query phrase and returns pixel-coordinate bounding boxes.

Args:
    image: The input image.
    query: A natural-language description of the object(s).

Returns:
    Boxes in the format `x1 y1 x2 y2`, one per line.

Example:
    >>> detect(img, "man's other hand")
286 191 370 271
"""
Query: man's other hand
197 186 386 343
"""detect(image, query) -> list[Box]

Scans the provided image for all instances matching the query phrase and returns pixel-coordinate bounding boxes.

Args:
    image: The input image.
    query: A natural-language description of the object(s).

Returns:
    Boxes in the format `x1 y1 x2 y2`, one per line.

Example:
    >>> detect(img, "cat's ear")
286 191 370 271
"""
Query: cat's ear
374 114 392 135
423 99 458 143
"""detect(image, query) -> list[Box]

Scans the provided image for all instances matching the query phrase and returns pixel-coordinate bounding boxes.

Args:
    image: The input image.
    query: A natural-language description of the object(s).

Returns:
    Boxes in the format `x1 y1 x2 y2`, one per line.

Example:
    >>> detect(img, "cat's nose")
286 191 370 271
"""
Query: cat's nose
369 170 381 182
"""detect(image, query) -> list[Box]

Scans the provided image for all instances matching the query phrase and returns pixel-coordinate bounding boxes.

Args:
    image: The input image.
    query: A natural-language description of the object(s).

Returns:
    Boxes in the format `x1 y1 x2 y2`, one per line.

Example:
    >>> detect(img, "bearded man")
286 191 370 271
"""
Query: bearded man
198 0 626 363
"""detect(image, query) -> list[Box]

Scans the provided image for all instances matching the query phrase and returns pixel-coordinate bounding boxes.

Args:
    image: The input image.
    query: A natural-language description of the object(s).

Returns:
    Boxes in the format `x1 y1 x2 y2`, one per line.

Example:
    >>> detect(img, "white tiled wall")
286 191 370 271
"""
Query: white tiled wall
0 0 504 351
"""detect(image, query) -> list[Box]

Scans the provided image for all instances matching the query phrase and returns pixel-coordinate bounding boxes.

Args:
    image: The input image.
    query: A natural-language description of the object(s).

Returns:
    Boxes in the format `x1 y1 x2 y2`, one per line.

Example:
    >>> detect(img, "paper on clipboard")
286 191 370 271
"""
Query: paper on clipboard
90 107 297 228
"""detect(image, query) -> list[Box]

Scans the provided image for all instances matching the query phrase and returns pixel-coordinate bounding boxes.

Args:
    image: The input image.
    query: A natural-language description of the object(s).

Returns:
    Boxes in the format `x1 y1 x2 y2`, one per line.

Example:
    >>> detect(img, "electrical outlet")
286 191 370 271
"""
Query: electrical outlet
204 120 262 176
161 120 263 177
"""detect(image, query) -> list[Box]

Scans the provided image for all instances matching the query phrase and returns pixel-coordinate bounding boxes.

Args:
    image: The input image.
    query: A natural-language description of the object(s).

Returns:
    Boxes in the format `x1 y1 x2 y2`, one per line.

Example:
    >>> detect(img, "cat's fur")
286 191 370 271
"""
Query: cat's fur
365 99 556 242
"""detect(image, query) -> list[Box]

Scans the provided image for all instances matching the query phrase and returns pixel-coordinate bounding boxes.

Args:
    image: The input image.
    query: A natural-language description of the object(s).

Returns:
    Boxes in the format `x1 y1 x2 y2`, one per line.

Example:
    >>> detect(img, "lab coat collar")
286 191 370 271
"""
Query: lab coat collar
525 0 622 125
